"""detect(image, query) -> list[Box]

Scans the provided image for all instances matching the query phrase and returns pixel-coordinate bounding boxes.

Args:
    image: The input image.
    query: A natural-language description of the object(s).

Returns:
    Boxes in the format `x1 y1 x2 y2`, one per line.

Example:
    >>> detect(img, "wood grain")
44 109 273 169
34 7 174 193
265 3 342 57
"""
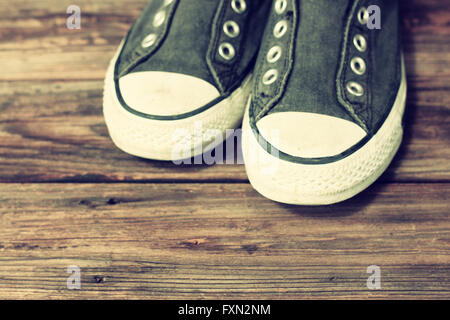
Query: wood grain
0 183 448 299
0 0 448 300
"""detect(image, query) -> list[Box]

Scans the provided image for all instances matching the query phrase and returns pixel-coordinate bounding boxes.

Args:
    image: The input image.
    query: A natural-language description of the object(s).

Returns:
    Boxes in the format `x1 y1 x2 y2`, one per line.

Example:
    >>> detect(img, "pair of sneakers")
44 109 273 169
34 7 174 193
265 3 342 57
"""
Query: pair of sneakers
103 0 406 205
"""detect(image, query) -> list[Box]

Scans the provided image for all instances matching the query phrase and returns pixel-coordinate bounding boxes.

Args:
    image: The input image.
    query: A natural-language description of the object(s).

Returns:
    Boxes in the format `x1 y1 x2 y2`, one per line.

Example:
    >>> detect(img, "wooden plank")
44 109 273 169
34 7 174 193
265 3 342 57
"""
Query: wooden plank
0 0 149 18
0 0 143 81
0 80 448 182
0 183 448 299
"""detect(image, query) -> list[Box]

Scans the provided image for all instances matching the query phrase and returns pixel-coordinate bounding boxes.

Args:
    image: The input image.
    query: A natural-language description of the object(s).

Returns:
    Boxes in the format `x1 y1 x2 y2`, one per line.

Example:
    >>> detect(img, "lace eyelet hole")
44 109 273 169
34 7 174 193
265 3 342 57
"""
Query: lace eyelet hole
346 81 364 97
358 7 369 25
353 34 367 52
141 33 157 48
231 0 247 14
267 46 282 63
350 57 366 75
153 11 166 27
274 20 288 38
219 42 236 61
262 69 279 85
223 21 240 38
274 0 287 14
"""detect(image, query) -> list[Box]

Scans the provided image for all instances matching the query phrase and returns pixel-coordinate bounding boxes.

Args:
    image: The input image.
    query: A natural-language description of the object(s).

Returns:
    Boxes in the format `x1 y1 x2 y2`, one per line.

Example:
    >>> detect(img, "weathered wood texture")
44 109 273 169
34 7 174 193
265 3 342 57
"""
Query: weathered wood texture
0 183 449 299
0 0 448 300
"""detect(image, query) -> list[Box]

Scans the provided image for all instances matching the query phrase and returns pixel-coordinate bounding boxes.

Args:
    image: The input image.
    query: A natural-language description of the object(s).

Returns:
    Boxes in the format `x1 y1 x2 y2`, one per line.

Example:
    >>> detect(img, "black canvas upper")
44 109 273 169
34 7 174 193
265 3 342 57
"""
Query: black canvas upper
249 0 402 163
114 0 271 119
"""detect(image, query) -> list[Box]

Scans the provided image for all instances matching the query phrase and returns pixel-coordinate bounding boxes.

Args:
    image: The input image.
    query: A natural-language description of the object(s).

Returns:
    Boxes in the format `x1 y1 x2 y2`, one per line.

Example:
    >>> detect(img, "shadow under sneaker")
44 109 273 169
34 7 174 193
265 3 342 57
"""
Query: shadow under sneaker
242 0 406 205
104 0 271 161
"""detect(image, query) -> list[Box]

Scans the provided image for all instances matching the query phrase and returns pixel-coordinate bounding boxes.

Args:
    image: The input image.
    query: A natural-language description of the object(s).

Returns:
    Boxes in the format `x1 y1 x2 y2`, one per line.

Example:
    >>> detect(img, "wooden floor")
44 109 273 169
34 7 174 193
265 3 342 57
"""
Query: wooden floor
0 0 448 299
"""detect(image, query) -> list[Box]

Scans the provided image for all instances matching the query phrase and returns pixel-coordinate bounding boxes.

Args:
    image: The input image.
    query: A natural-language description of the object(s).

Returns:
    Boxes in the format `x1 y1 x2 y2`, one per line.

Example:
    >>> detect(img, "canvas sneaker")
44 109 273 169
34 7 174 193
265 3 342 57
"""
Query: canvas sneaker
104 0 270 160
242 0 406 205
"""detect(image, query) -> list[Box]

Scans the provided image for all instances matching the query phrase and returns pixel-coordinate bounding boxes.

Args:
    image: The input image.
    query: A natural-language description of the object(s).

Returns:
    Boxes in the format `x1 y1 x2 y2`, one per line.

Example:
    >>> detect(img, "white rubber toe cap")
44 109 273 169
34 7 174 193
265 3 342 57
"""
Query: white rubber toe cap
119 71 220 116
256 112 367 158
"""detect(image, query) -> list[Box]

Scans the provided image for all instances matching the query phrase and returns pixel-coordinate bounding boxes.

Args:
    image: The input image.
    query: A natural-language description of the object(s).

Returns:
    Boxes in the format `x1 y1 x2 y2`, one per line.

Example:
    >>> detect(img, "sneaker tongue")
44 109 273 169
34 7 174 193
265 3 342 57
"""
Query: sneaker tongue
133 0 218 48
264 0 357 123
302 0 352 28
118 0 219 75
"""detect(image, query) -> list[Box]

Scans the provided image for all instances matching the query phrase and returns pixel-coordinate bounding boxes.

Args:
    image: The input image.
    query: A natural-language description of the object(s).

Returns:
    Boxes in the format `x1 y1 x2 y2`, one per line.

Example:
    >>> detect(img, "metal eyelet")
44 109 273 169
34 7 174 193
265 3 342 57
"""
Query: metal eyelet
231 0 247 14
358 6 369 25
262 69 279 85
353 34 367 52
219 42 236 61
267 46 282 63
350 57 366 75
223 21 240 38
141 33 157 48
274 20 288 38
346 81 364 97
153 11 166 27
274 0 287 14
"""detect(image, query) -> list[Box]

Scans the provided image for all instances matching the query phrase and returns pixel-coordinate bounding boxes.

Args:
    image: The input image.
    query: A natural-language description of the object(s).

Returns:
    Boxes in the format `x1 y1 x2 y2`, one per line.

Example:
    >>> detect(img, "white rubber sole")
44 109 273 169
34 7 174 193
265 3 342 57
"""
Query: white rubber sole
242 61 407 205
103 44 252 161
